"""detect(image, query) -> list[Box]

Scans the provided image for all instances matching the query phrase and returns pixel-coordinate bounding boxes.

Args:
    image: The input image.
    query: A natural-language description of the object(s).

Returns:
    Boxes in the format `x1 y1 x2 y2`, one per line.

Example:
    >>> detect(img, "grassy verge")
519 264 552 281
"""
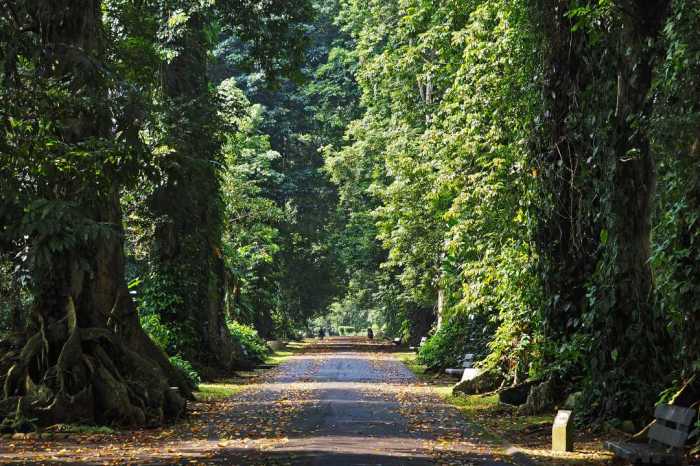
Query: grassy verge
396 351 428 379
440 389 551 435
265 340 305 366
195 383 245 401
398 352 615 466
194 340 306 402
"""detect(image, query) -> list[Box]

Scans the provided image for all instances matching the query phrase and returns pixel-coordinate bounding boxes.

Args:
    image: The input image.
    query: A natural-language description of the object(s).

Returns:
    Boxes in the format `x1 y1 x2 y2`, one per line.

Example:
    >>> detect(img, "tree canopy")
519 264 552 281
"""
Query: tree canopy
1 0 699 435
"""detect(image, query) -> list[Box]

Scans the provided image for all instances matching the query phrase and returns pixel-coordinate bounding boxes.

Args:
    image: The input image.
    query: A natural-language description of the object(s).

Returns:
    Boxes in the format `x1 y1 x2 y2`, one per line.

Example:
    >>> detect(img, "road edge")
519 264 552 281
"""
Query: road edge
394 351 540 466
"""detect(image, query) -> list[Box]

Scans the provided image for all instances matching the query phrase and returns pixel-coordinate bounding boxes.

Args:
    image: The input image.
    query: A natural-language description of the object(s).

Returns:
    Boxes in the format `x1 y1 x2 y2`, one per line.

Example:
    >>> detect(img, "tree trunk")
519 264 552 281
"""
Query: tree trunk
593 0 672 418
1 0 190 429
407 305 435 345
150 9 242 372
532 0 599 367
435 288 444 330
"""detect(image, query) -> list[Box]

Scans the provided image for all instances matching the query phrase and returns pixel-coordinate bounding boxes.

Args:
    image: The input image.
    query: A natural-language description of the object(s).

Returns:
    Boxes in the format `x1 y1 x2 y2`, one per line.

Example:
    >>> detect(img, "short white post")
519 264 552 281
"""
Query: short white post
552 409 574 452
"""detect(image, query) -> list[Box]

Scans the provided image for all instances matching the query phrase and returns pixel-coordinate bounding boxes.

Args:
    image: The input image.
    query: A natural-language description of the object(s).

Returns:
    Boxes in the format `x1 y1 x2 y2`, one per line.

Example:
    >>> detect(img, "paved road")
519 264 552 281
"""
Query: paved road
0 337 516 465
230 337 514 466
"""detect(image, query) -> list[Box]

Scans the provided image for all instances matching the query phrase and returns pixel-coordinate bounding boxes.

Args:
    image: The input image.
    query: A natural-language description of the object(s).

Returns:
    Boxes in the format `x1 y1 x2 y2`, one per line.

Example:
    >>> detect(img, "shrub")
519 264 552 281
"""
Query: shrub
139 312 172 352
169 355 201 388
227 321 268 362
417 312 493 370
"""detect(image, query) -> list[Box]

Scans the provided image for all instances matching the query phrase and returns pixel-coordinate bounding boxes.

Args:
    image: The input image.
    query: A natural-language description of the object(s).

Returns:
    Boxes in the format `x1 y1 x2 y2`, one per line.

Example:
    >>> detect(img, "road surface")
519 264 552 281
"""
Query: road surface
0 337 516 465
222 337 514 465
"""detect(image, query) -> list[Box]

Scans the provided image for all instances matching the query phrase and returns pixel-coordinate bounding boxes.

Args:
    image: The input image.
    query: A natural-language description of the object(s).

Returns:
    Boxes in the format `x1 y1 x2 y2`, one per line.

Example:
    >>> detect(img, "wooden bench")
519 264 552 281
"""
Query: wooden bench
604 404 696 465
409 336 427 352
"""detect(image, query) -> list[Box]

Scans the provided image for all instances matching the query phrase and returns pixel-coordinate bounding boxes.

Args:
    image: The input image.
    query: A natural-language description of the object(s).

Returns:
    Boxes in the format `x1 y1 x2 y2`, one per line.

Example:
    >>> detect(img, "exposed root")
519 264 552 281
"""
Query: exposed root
1 314 187 429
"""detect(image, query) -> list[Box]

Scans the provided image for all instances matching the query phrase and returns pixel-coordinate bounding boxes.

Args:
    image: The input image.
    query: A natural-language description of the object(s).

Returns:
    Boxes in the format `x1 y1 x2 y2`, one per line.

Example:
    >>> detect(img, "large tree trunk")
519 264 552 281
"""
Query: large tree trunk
592 0 672 418
0 0 190 430
532 0 599 369
407 305 435 346
150 9 242 372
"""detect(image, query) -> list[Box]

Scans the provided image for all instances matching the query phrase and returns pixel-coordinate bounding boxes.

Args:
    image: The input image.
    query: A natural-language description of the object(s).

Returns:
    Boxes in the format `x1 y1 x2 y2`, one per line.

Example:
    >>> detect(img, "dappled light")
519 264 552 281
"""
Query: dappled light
1 0 699 464
1 339 516 465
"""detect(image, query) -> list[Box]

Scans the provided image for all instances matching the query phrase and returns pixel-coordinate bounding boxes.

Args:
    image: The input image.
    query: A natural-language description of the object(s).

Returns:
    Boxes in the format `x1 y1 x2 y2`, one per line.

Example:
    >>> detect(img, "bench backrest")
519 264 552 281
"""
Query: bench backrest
461 353 475 368
649 404 697 449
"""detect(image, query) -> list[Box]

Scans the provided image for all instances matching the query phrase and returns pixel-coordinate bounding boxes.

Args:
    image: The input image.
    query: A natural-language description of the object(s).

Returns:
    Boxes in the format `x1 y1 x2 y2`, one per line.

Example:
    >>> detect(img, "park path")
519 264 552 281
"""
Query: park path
235 337 514 466
0 337 515 465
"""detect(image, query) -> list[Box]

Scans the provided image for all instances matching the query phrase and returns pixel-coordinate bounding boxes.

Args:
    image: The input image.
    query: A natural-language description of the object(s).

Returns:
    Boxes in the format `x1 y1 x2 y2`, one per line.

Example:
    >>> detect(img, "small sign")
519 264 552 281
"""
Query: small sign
552 409 574 452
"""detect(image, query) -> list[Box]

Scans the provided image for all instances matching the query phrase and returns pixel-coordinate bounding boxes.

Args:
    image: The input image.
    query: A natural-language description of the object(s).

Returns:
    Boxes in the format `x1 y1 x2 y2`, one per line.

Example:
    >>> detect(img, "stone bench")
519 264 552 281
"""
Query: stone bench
409 336 427 352
445 353 476 377
605 404 696 465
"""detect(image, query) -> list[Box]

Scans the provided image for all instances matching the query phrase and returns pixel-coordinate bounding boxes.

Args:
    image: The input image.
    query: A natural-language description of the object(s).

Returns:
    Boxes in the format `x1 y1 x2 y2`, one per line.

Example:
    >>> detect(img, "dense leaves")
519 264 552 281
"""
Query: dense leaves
1 0 700 435
326 0 700 425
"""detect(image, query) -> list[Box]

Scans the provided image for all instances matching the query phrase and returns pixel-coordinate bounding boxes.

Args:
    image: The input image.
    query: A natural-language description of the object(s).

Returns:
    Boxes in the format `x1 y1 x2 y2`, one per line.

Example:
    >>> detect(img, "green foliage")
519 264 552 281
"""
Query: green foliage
328 0 700 422
139 312 173 352
227 321 269 362
418 312 492 370
169 355 201 388
3 0 700 431
219 80 286 334
328 0 541 377
212 0 360 337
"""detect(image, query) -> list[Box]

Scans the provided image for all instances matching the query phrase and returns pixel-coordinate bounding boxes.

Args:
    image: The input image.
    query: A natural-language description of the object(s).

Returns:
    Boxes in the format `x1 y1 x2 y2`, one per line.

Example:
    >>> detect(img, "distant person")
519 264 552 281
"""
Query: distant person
367 327 373 339
318 327 325 340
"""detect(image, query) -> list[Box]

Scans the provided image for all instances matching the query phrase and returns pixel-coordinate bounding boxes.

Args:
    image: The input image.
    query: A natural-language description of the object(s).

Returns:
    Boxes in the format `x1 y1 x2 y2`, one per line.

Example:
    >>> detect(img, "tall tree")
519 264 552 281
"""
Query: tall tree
591 0 673 417
145 1 313 369
0 0 190 428
150 4 240 371
531 0 601 384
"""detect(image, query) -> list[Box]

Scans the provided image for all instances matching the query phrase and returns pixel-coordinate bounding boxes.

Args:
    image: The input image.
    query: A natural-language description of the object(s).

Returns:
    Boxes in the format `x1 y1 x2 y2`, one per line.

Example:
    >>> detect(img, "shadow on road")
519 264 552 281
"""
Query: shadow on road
0 337 516 466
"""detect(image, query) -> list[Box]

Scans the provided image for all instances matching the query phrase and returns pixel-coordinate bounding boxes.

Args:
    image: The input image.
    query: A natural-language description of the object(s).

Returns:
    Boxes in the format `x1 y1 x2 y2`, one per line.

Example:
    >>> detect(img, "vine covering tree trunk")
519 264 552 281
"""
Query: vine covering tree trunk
677 132 700 377
150 8 243 372
0 0 190 429
532 0 600 376
592 0 673 417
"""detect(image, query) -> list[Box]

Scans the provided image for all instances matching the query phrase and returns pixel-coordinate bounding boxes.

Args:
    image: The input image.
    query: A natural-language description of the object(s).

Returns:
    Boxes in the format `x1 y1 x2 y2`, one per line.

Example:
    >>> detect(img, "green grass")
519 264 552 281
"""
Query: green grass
442 386 551 430
47 424 116 434
441 390 615 465
396 350 554 448
194 383 244 401
266 349 294 365
397 350 459 385
194 340 306 402
396 351 429 379
264 340 305 366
